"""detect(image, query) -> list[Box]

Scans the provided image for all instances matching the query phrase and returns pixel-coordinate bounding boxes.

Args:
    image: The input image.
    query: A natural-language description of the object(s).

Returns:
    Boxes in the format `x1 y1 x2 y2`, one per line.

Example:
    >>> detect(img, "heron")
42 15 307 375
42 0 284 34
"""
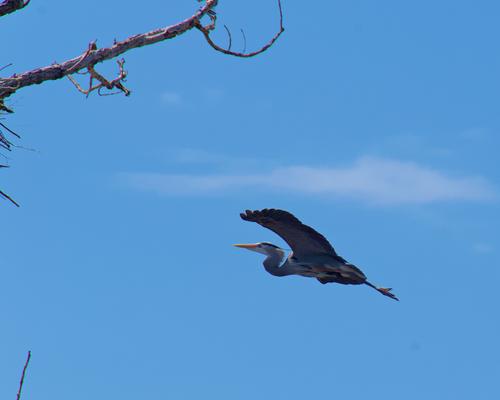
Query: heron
234 209 399 301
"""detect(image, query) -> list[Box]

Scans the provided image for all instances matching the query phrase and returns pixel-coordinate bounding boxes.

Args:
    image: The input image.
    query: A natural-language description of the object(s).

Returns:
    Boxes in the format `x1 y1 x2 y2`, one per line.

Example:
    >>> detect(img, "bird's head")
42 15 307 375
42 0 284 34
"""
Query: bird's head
233 242 284 256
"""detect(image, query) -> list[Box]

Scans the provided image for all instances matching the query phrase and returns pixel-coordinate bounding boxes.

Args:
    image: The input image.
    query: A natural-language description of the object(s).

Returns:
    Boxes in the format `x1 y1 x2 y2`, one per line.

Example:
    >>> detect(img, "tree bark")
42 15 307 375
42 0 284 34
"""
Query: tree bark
0 0 30 17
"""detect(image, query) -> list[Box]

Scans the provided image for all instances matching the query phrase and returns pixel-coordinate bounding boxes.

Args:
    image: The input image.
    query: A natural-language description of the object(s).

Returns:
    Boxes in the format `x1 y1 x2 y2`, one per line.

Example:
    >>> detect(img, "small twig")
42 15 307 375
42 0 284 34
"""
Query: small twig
16 351 31 399
0 63 13 73
223 25 232 51
0 129 13 150
240 29 247 54
195 0 284 58
66 73 88 95
0 121 21 138
0 141 12 151
66 58 130 97
0 189 19 206
0 141 18 204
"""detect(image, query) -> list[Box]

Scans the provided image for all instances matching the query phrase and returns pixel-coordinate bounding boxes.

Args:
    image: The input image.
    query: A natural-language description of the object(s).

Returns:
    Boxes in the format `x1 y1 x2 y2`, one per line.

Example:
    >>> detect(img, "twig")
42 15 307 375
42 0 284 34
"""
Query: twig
0 189 19 206
223 25 232 52
195 0 284 58
240 29 247 54
67 58 130 97
0 130 13 150
16 351 31 399
0 63 13 73
0 121 21 138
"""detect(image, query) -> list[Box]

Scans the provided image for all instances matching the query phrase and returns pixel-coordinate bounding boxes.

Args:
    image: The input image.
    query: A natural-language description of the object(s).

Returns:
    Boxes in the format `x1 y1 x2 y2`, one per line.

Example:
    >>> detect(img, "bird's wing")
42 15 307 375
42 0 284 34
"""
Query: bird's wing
240 209 338 258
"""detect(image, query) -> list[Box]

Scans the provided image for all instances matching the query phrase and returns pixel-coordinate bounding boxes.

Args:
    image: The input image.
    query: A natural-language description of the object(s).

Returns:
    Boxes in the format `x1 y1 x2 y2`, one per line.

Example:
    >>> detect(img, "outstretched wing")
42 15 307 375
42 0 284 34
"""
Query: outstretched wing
240 209 338 258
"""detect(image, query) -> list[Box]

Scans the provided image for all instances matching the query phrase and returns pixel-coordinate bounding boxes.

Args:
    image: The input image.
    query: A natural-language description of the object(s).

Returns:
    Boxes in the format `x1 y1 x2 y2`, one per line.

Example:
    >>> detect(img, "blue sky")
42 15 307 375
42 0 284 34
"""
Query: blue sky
1 1 500 399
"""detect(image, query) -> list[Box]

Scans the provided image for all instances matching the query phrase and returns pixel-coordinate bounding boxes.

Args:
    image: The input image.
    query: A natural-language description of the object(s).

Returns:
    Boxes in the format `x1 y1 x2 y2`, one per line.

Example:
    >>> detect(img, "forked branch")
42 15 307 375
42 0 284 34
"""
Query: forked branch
67 58 130 97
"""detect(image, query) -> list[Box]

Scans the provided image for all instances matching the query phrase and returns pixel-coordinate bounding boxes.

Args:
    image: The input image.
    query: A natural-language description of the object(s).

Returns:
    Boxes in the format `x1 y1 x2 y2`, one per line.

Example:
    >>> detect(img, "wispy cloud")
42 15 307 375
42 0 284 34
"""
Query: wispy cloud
160 88 224 108
122 157 497 205
161 91 182 106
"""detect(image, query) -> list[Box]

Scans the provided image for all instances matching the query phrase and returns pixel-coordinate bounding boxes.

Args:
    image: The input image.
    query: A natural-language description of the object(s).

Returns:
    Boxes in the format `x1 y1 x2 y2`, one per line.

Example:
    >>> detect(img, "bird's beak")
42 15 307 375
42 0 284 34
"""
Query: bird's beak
233 243 259 249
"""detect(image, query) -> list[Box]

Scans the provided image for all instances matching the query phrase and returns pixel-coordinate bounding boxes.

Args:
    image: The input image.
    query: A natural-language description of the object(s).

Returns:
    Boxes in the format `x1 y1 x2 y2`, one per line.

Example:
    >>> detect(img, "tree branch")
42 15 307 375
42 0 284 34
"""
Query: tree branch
195 0 284 58
0 0 286 113
0 0 285 207
0 0 30 18
16 351 31 400
0 0 219 108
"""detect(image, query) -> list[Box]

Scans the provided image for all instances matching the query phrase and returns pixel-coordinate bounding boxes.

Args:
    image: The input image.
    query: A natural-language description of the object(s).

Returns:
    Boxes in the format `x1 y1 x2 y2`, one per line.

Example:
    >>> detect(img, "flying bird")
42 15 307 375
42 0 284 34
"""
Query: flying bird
234 209 399 301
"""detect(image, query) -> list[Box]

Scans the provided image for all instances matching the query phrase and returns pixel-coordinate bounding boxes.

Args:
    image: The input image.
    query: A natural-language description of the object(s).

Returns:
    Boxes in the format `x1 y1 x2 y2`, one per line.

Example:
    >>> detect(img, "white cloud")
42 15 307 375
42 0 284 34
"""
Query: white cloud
122 157 497 205
160 88 224 108
161 91 182 106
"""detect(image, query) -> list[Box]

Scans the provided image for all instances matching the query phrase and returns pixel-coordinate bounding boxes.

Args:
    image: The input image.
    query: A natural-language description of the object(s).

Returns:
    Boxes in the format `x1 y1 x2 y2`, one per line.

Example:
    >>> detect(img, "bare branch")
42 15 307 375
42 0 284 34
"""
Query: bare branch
67 59 130 97
0 0 286 114
0 0 30 18
16 351 31 399
195 0 284 58
0 0 219 107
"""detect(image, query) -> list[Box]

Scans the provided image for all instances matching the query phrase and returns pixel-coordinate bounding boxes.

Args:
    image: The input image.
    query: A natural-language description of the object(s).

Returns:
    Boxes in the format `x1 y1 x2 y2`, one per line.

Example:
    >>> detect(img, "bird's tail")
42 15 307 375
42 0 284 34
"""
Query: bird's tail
365 281 399 301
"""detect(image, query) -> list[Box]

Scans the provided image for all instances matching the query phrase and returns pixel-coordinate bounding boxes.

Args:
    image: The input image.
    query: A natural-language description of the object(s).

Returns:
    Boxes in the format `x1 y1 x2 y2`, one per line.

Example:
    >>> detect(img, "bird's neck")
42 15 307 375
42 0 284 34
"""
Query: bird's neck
263 249 290 277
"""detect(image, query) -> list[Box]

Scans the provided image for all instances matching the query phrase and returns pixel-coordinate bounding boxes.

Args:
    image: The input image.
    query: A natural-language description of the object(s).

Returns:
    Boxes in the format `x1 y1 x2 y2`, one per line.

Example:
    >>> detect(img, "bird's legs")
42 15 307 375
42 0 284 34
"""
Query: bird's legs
364 281 399 301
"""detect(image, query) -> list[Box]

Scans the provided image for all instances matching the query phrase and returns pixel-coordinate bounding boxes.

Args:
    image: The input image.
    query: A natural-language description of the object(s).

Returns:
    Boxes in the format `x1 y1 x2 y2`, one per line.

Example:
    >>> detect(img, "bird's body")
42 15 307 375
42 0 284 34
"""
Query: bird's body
235 209 398 301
